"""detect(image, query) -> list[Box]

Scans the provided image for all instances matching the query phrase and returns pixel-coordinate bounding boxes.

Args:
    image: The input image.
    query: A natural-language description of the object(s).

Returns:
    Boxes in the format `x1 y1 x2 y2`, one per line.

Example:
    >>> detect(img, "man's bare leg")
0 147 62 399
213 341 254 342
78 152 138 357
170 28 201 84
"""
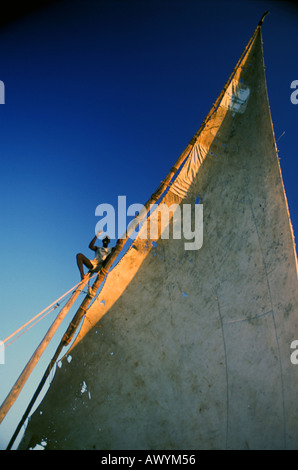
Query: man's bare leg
76 253 93 280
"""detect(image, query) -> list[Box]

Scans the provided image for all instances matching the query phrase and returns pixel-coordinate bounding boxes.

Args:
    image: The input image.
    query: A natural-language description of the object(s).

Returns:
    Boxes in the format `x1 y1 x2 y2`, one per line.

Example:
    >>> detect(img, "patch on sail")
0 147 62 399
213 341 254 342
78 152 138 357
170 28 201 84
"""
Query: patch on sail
221 79 250 113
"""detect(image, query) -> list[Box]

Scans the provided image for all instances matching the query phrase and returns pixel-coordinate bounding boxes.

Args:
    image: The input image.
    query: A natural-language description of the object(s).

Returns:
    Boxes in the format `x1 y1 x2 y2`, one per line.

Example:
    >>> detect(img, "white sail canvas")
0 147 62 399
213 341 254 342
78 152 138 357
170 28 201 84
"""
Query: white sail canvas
16 24 298 450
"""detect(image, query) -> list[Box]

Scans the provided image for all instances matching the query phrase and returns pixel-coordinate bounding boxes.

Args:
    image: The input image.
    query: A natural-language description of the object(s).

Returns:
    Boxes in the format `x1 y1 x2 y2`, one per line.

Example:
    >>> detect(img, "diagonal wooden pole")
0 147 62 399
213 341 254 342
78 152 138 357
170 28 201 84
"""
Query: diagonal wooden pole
0 275 90 425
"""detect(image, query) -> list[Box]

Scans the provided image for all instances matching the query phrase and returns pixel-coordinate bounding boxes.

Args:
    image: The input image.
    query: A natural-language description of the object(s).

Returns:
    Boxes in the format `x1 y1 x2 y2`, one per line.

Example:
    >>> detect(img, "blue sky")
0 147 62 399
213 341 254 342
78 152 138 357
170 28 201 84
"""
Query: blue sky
0 0 297 449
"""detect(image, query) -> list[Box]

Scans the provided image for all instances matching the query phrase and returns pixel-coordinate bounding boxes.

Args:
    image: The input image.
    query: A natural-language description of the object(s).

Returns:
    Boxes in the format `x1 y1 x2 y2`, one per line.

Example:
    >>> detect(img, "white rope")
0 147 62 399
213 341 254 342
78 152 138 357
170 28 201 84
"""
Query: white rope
2 274 97 348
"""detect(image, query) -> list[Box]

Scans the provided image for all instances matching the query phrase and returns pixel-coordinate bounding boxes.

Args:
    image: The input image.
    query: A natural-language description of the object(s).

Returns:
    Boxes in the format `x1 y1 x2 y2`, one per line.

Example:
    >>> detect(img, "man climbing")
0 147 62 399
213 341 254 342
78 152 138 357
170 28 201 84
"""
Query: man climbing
76 231 112 280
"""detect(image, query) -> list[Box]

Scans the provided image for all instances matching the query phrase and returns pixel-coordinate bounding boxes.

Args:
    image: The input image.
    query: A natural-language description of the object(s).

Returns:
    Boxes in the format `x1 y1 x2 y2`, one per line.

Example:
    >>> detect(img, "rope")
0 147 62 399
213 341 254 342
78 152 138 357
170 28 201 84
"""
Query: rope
1 274 97 349
4 308 59 349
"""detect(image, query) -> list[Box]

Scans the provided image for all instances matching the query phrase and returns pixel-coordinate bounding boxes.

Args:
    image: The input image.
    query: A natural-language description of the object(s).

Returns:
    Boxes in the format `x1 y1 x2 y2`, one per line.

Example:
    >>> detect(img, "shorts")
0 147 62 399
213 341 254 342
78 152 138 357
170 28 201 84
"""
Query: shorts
89 259 102 272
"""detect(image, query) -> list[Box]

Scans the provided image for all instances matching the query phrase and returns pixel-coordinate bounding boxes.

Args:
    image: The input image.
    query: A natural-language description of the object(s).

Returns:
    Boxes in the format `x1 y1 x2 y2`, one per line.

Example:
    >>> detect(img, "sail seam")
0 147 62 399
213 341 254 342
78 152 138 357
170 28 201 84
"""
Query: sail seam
214 288 229 450
248 193 287 449
222 309 273 325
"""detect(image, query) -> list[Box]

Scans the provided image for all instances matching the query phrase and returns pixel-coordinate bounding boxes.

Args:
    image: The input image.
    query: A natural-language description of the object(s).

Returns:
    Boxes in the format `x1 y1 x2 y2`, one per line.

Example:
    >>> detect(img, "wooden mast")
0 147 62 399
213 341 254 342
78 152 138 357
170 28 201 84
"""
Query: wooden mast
0 275 90 424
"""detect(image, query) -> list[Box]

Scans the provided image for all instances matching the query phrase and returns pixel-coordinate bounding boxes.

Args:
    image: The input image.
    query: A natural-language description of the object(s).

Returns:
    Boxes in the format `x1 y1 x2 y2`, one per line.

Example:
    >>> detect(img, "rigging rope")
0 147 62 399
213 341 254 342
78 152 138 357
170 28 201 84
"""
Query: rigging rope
4 308 59 349
1 274 97 350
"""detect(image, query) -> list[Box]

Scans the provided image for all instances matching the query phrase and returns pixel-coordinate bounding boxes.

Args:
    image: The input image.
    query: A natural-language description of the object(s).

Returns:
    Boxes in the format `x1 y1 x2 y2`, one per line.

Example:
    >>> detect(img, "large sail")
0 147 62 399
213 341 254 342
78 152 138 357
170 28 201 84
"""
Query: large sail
18 24 298 450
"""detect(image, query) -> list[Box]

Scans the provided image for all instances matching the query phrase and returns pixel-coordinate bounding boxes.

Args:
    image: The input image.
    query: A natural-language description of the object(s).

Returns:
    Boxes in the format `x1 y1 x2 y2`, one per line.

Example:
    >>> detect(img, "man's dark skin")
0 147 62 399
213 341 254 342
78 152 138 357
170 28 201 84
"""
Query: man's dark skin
76 233 111 280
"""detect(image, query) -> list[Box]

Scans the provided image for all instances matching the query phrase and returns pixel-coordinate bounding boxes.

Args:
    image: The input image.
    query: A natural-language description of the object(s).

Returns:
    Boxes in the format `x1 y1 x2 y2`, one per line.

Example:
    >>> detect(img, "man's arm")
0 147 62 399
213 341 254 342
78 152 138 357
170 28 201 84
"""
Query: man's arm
89 231 102 252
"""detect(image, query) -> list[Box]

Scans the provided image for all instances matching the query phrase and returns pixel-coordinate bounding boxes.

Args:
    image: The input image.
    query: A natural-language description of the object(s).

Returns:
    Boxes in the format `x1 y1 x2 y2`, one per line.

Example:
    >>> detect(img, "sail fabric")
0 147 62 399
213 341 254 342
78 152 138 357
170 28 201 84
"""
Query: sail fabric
19 28 298 450
221 78 251 113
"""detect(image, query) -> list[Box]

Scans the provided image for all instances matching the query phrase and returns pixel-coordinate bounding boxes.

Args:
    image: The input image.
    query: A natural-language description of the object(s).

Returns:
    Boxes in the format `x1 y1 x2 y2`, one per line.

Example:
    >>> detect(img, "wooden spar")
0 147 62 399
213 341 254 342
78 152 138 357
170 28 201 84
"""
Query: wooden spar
6 17 266 449
0 275 90 425
5 134 196 450
4 145 190 450
62 17 263 345
63 16 263 341
258 10 269 26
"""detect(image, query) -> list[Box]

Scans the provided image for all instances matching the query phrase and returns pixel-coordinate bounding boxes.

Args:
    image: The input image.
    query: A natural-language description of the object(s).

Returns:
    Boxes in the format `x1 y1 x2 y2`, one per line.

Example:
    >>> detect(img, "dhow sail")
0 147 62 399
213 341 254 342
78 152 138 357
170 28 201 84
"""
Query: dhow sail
18 18 298 450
